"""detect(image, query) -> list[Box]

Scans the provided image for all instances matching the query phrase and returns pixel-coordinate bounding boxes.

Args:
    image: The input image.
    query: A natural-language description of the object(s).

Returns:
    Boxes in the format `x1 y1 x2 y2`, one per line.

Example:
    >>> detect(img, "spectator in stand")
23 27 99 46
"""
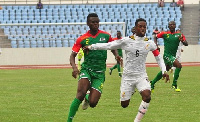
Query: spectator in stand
170 0 177 7
0 6 3 10
177 0 184 11
158 0 165 7
36 0 43 9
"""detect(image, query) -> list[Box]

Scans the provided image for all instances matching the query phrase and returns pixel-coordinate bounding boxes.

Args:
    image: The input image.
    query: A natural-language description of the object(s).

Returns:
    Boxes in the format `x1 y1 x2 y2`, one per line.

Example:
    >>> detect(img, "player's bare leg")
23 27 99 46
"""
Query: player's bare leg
134 90 151 122
67 78 90 122
88 88 101 108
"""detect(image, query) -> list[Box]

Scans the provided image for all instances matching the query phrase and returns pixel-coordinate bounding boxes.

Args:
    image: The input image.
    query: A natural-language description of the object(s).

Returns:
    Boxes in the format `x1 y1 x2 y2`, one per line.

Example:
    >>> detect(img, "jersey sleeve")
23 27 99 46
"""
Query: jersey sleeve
181 34 186 41
108 35 113 42
90 37 127 50
149 40 157 51
72 38 82 53
156 31 165 38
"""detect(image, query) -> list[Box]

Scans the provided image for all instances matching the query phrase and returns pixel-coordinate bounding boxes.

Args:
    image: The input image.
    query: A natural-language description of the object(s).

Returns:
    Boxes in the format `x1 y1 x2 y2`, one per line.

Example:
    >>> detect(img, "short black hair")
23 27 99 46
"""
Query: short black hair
87 13 98 23
135 18 147 26
117 30 121 33
168 21 176 25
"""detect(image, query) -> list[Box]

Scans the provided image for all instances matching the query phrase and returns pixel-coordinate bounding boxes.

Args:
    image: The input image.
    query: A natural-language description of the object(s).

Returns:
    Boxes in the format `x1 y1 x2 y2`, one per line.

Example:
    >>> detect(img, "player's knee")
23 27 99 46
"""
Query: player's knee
121 104 129 108
89 101 98 108
77 91 87 101
143 96 151 103
121 101 129 108
176 64 182 68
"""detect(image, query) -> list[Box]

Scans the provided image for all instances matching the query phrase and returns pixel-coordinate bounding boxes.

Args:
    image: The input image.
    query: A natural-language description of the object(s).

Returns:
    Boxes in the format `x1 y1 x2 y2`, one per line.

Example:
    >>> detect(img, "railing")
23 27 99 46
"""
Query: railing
0 0 199 5
0 0 175 5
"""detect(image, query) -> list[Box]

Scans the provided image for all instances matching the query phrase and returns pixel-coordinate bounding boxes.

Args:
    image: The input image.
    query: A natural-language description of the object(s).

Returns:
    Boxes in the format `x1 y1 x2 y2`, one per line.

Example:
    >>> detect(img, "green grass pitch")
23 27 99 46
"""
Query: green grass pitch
0 66 200 122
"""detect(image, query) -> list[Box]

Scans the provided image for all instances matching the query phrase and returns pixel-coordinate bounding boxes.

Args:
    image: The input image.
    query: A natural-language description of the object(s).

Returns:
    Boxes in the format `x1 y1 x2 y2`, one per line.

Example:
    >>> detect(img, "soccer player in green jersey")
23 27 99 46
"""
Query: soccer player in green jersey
151 21 188 92
109 31 123 77
67 13 120 122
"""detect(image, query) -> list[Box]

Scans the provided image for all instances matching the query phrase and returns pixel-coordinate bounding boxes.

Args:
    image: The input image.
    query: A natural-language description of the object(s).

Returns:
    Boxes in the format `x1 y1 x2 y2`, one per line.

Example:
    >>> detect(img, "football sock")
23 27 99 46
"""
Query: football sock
151 71 162 89
67 98 82 122
85 93 89 101
110 64 117 70
117 64 121 76
172 68 181 87
134 101 149 122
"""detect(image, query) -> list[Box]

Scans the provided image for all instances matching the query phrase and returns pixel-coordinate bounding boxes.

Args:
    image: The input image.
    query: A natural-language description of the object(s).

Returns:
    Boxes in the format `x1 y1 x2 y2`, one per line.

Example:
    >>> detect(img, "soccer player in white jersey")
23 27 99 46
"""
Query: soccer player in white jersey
84 18 170 122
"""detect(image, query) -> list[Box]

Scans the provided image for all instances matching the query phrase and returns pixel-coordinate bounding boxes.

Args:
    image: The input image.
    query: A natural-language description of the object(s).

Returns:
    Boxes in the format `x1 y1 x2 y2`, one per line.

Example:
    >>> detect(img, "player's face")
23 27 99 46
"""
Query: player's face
87 17 99 31
135 21 146 37
168 21 176 32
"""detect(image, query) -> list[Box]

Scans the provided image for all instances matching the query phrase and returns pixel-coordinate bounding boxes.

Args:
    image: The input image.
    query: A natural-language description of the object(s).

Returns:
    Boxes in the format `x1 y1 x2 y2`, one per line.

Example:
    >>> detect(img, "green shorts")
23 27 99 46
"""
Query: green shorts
79 68 105 93
163 53 176 67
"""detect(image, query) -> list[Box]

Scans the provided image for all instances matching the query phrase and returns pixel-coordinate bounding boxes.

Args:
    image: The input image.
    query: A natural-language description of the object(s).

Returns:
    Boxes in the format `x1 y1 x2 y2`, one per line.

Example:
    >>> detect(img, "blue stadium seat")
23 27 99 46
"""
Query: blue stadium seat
37 40 43 47
43 40 50 48
24 41 30 48
11 40 17 48
56 40 62 47
30 40 37 48
49 40 56 47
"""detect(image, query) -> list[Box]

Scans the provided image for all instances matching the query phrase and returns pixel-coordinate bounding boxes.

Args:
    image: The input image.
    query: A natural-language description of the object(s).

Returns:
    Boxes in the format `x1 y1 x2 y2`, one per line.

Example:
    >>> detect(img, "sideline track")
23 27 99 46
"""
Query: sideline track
0 62 200 69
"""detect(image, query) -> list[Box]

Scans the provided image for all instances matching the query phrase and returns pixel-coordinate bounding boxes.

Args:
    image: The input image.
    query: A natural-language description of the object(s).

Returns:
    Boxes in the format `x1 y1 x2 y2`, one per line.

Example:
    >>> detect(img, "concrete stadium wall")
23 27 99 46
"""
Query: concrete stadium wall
0 45 199 66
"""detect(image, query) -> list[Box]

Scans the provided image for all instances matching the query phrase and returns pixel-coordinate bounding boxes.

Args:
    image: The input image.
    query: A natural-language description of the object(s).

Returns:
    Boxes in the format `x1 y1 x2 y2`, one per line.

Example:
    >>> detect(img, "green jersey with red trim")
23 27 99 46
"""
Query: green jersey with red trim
157 31 186 57
72 30 113 71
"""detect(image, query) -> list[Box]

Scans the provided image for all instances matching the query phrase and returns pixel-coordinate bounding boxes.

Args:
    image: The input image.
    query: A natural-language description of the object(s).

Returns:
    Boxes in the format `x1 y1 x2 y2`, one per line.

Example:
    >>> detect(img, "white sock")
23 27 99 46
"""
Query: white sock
134 101 149 122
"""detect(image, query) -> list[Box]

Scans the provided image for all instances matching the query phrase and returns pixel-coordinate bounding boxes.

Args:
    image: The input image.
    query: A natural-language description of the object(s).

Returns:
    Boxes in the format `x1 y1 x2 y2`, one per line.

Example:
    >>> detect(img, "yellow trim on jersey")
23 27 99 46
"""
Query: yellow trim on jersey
129 35 135 40
144 37 149 41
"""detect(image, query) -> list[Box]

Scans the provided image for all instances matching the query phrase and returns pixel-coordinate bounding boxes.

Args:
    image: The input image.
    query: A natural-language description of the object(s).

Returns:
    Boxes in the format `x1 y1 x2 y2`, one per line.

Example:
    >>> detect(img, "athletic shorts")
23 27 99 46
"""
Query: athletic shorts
79 68 105 93
176 52 181 62
120 73 151 101
163 53 176 67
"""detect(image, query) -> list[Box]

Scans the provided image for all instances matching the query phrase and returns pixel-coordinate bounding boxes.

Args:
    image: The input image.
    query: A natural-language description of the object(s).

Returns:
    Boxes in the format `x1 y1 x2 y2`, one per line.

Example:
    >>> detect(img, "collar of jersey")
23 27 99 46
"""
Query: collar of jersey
134 35 146 41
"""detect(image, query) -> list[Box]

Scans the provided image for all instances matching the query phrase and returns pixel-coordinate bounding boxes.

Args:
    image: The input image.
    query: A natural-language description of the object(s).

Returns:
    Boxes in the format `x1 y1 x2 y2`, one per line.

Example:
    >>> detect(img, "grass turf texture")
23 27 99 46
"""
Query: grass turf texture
0 67 200 122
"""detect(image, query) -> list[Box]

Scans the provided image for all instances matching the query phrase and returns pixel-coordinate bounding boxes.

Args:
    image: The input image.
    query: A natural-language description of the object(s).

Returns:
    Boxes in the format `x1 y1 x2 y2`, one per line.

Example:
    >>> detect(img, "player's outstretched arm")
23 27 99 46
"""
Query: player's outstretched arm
153 34 160 51
179 34 188 46
152 49 170 83
85 39 123 50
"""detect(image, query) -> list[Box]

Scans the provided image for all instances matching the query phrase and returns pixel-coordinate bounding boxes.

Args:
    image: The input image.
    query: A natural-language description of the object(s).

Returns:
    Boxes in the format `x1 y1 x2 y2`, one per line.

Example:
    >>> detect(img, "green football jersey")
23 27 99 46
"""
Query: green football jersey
157 31 182 57
72 30 113 71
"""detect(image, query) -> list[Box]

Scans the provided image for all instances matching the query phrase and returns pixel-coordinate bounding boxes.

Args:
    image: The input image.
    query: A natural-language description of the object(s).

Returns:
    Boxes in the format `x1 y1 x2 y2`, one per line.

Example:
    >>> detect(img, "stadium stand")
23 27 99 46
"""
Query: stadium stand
0 3 182 48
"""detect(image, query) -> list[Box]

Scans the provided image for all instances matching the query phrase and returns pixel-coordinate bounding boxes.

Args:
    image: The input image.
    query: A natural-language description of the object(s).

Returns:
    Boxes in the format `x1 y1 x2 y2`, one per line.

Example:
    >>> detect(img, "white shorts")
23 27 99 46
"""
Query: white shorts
176 53 181 62
120 73 151 101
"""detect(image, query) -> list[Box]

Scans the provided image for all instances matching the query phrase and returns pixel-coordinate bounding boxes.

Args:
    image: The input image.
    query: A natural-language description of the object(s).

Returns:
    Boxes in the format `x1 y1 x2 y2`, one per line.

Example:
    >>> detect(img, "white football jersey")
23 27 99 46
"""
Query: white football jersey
91 35 164 76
